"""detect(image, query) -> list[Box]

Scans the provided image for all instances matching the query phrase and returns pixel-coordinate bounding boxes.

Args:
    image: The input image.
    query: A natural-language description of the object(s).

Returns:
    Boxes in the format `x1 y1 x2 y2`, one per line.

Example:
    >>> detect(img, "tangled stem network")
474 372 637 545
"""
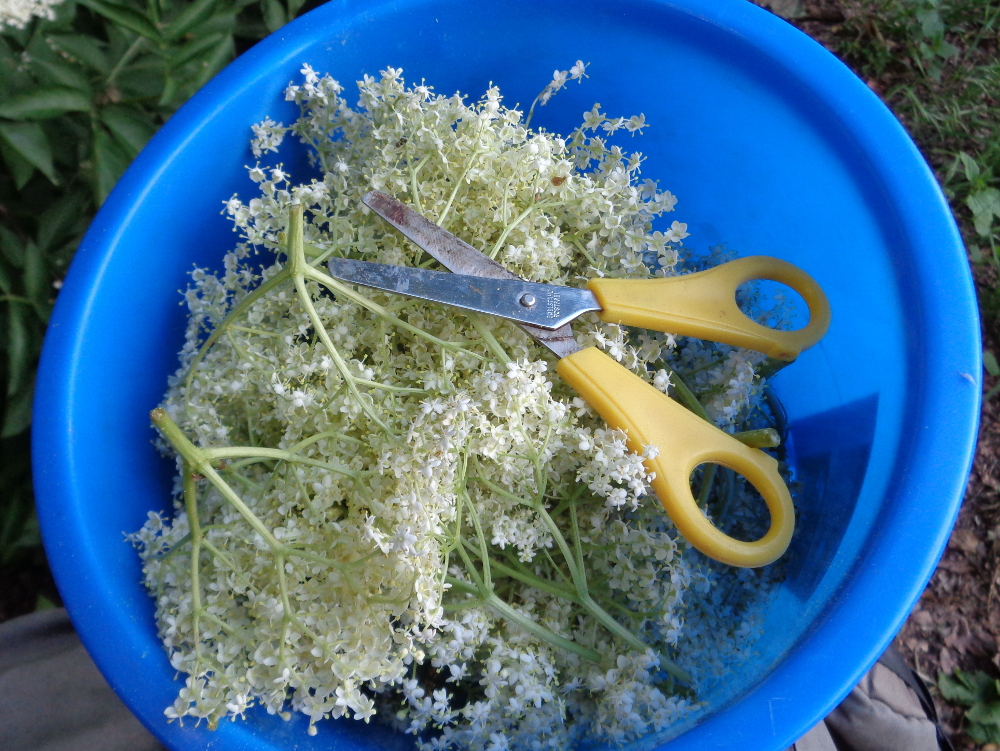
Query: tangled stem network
132 63 790 749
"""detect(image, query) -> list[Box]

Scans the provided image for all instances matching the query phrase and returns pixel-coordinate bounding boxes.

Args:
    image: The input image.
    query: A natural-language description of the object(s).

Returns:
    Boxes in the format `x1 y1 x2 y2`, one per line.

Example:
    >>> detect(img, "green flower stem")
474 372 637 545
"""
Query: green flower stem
461 491 493 590
200 446 358 477
444 577 479 597
485 550 582 605
408 154 432 215
222 467 262 492
306 266 480 358
154 410 281 548
484 590 603 665
488 203 536 260
713 467 737 522
352 378 426 394
200 609 242 639
538 546 575 589
289 237 395 435
663 366 708 421
0 294 32 305
152 410 365 592
273 555 327 650
466 313 511 363
696 464 717 510
571 237 599 268
732 428 781 449
183 266 292 400
437 122 486 230
471 473 586 591
183 462 204 670
567 499 586 574
468 472 670 669
454 534 488 592
227 325 284 338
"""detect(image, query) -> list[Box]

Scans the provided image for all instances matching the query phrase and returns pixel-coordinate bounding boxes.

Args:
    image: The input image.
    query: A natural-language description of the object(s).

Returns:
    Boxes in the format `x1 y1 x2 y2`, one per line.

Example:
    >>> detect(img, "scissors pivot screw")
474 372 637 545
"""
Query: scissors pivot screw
519 293 537 308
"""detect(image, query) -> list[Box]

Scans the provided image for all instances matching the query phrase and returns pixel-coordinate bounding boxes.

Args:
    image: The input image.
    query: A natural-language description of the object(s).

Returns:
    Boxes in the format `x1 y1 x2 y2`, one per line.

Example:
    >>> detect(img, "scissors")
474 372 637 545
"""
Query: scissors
329 191 831 568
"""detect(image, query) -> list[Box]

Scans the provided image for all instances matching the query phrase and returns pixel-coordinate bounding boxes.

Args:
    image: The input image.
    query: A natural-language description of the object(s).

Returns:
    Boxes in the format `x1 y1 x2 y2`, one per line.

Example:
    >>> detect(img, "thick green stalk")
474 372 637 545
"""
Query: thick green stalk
201 446 358 477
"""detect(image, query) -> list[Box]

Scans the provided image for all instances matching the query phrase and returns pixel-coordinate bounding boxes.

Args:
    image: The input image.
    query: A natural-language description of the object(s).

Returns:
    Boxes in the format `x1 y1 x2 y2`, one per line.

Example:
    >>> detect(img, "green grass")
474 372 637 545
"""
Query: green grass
832 0 1000 330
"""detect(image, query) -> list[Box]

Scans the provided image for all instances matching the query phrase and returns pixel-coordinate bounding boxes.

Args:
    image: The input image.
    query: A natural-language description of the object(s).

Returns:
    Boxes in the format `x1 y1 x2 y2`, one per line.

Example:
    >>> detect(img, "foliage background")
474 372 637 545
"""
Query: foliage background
0 0 317 616
2 0 999 744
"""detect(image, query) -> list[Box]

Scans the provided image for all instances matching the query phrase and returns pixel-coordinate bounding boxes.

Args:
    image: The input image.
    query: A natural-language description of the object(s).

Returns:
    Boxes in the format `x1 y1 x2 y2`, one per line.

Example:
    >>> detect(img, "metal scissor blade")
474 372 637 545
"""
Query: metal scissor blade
361 190 582 358
328 259 601 331
362 190 515 280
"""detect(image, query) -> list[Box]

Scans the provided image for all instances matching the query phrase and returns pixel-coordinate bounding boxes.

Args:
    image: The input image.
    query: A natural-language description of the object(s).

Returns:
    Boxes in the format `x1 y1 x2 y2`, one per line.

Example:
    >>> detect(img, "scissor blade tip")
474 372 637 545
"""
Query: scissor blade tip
362 189 390 203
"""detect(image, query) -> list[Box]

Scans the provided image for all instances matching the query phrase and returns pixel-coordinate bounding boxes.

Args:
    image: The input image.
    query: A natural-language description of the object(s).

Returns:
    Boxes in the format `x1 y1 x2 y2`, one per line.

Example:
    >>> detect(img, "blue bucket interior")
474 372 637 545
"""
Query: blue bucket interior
32 1 980 750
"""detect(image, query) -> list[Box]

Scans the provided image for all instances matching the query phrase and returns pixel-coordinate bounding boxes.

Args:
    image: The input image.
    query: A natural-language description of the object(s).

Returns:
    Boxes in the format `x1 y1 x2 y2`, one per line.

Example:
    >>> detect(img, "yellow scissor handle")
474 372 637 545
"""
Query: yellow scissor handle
588 256 831 361
557 346 794 568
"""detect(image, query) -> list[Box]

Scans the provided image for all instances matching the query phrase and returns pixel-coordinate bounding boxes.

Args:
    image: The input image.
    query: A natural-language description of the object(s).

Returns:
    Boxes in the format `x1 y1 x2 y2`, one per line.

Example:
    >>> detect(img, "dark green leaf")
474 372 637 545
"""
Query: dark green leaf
937 40 960 60
0 226 26 270
967 701 1000 727
234 17 268 39
0 137 37 190
1 379 34 439
46 34 110 73
30 58 93 95
6 302 31 397
0 259 13 295
193 34 234 89
183 9 237 36
0 87 92 120
165 0 223 40
0 479 33 563
157 73 179 108
92 125 132 204
23 242 50 323
958 151 981 184
76 0 163 42
969 188 1000 237
916 9 945 40
48 0 78 28
99 105 156 157
0 121 57 185
168 31 226 69
939 670 993 705
35 594 57 611
36 192 88 254
287 0 307 18
262 0 286 33
986 350 1000 378
116 62 167 102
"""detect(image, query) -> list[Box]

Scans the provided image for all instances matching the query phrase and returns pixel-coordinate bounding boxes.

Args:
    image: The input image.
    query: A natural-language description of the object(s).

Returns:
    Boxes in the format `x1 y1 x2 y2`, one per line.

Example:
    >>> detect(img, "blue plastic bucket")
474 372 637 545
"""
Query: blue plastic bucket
33 1 980 749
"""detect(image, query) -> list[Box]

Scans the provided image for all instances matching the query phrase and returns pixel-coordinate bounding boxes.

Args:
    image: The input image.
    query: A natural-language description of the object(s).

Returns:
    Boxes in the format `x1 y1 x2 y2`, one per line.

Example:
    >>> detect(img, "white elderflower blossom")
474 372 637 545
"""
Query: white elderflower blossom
132 65 792 749
1 0 63 28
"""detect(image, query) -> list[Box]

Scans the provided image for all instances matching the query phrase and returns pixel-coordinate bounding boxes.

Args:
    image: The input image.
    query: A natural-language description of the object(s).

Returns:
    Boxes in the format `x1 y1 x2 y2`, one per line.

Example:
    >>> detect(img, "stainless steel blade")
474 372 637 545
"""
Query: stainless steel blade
361 190 583 358
328 259 601 331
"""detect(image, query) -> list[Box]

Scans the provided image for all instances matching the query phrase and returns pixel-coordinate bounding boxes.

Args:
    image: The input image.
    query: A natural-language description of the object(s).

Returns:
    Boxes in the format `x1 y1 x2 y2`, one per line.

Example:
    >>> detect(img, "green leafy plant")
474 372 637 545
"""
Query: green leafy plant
939 669 1000 744
0 0 299 601
985 348 1000 401
835 1 1000 340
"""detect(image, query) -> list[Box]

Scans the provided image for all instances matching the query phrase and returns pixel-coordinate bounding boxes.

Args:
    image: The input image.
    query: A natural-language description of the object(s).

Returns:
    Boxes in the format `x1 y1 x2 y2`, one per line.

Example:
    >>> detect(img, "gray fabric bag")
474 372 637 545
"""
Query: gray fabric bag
0 608 165 751
790 646 953 751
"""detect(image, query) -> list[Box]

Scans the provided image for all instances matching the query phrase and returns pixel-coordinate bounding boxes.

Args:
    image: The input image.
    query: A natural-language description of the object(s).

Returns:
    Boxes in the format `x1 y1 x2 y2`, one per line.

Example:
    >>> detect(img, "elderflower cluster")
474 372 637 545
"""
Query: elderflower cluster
132 65 789 749
0 0 63 28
